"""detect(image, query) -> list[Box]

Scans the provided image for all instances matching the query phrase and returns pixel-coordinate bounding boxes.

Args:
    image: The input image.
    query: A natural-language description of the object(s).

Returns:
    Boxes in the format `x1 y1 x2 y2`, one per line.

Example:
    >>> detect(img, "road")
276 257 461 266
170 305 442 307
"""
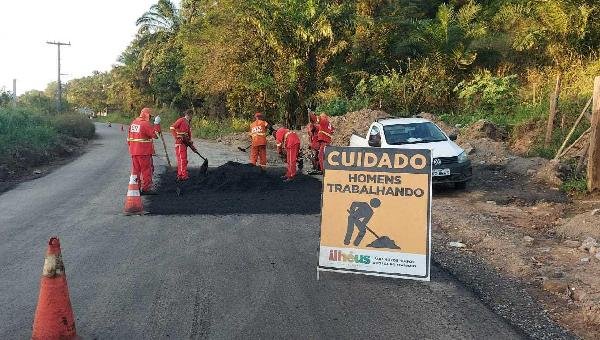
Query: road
0 123 523 339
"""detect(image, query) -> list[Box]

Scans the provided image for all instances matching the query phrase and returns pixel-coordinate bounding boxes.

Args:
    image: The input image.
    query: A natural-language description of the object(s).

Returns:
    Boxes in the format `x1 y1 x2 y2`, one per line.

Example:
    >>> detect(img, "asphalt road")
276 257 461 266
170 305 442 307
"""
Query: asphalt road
0 123 523 339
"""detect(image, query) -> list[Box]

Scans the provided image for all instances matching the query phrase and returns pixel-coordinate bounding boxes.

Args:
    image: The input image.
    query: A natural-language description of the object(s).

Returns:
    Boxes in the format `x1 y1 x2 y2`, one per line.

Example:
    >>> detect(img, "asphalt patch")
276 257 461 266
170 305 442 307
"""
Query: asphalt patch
146 162 322 215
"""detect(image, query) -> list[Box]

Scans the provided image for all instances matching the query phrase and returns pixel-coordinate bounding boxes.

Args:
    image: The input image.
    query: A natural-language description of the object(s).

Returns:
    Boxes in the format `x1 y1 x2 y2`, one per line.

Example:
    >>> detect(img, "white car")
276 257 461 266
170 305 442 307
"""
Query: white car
349 117 472 188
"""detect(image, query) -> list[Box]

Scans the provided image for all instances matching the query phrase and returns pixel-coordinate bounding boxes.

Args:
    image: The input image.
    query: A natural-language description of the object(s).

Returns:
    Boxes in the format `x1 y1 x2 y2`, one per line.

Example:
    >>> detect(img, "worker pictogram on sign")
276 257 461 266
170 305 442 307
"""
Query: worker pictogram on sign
318 146 432 281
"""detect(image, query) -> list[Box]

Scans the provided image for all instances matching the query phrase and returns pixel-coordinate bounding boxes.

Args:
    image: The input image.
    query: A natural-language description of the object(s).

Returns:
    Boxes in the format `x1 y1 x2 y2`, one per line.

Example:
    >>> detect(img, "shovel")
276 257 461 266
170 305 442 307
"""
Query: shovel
237 144 251 152
347 210 400 249
189 145 209 176
158 132 172 168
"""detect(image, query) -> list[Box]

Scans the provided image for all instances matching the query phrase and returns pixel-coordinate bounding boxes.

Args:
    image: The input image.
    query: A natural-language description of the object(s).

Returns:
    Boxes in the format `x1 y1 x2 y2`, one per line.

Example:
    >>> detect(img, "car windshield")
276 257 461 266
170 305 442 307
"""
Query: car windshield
383 122 447 145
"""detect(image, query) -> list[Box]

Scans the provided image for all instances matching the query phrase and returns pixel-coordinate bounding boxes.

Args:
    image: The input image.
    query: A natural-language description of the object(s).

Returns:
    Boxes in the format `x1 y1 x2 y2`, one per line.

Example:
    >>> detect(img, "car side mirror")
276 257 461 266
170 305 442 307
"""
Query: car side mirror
448 133 457 141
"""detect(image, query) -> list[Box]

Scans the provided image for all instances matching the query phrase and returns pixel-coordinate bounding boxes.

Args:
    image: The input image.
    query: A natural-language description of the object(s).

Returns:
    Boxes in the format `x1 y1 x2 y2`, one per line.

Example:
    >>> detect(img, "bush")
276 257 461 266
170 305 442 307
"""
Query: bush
52 114 96 139
0 108 57 155
192 116 251 139
0 108 97 172
454 71 518 114
316 97 370 117
352 57 455 116
561 176 587 194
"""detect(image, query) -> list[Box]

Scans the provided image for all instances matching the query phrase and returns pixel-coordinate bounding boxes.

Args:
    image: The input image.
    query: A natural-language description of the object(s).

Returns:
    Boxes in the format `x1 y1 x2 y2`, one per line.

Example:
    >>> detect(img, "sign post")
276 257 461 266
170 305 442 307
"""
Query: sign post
318 146 432 281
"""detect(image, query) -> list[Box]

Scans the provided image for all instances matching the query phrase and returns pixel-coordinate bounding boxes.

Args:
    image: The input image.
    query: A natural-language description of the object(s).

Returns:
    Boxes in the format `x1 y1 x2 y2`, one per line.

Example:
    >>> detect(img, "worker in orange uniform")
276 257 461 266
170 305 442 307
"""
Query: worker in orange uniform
127 107 161 194
317 113 334 172
306 112 321 174
170 109 194 181
274 127 301 181
249 112 269 168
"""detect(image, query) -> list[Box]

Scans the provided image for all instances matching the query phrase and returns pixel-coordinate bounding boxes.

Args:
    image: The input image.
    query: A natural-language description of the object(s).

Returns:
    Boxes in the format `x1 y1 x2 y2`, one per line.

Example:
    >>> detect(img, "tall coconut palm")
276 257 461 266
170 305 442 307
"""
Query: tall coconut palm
136 0 180 36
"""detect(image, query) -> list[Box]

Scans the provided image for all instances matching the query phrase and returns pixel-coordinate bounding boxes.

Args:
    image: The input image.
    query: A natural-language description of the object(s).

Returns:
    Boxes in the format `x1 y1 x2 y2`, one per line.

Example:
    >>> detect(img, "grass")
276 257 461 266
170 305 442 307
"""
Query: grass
192 116 250 139
0 107 95 171
561 177 588 194
438 102 548 129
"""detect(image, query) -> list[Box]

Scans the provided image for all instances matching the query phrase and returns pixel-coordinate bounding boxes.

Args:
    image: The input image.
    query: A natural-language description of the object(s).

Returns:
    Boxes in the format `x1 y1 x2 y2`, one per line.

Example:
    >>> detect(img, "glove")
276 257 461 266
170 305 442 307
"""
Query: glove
154 116 161 124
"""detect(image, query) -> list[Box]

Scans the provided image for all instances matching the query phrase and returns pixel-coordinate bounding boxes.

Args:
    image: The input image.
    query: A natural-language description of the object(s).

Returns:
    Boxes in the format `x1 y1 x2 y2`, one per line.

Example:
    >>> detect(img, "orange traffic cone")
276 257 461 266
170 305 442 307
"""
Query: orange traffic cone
124 174 144 215
32 237 77 340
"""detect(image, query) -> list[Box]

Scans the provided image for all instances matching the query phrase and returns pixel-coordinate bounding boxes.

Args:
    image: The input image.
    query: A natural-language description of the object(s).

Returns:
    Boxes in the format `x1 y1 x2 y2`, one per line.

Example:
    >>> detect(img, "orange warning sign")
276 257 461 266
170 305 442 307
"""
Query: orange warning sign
318 146 432 280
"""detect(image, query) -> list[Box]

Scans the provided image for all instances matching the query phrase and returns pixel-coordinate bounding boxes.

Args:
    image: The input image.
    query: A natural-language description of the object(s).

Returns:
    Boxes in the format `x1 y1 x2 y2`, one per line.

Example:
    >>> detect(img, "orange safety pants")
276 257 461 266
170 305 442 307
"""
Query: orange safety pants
250 145 267 168
318 141 329 172
286 144 300 179
175 144 189 180
131 155 153 191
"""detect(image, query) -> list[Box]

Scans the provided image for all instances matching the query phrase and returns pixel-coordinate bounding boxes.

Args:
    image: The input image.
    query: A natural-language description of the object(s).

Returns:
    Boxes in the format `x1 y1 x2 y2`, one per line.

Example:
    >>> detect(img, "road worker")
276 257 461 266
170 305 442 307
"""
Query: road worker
274 127 301 181
249 112 269 169
127 107 161 194
306 112 321 173
170 109 194 181
317 113 334 172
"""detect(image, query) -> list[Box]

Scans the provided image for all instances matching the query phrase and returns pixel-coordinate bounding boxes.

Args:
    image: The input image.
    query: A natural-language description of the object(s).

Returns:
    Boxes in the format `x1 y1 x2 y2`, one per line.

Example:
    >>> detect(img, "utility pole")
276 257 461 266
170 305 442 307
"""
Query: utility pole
588 76 600 192
46 41 71 114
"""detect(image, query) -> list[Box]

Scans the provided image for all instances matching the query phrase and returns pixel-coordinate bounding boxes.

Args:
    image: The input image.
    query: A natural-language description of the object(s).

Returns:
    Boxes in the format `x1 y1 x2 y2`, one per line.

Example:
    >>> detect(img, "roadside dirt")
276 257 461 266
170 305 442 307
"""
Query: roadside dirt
433 166 600 339
0 136 89 195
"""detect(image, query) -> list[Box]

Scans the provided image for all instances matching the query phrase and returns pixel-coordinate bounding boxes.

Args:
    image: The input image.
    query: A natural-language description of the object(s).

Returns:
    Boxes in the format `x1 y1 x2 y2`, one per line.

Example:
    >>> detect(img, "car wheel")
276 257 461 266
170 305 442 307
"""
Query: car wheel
454 181 467 189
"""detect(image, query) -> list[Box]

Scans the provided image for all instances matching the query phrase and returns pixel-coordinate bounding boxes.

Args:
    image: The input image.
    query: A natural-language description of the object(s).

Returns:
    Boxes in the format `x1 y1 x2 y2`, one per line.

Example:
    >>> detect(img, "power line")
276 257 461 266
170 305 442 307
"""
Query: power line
46 41 71 113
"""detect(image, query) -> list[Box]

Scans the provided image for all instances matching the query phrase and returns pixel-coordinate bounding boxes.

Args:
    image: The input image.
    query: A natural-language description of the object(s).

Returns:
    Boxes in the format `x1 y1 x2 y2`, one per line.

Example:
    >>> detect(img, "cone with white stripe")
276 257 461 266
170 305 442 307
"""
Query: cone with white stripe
32 237 77 339
124 174 144 215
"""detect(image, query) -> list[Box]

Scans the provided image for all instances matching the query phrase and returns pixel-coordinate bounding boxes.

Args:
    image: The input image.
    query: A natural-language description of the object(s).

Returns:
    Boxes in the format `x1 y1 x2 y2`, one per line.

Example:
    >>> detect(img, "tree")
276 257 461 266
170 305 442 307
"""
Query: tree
496 0 596 146
66 71 110 113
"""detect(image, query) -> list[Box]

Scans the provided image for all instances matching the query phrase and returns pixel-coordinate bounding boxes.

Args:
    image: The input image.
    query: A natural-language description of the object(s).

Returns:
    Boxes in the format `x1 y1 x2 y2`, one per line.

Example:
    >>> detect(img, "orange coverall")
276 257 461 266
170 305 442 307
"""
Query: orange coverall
275 128 301 179
250 119 269 168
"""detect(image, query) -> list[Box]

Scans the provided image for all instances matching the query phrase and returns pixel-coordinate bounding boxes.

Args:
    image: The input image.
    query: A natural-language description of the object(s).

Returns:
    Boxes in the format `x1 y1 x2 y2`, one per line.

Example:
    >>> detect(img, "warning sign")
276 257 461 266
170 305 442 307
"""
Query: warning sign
318 146 432 281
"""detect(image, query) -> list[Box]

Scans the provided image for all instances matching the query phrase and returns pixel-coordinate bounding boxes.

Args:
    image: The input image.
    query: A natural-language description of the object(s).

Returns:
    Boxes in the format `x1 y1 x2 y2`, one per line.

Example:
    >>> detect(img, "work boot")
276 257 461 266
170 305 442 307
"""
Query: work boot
283 177 294 182
280 175 288 179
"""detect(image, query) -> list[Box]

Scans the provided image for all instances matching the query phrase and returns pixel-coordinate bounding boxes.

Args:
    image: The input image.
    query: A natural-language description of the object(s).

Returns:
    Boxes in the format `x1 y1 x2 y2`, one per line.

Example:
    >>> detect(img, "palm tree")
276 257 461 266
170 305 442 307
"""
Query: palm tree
136 0 180 36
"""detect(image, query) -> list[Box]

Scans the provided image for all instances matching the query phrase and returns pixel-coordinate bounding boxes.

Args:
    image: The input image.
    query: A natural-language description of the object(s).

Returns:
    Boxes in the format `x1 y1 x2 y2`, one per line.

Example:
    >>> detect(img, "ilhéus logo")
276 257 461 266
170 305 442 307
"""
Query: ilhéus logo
329 249 371 264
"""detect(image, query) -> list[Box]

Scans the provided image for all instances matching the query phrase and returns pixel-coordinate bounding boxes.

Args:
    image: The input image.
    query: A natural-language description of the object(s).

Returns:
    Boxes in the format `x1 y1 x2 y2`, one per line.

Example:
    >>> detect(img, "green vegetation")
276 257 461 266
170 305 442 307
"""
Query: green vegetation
561 176 588 194
53 0 600 156
192 117 250 139
0 108 95 172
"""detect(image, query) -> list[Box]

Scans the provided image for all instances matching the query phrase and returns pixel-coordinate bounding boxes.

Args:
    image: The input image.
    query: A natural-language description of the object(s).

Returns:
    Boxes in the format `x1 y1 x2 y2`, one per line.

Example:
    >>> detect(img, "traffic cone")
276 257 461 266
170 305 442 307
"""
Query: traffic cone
32 237 77 340
124 173 144 215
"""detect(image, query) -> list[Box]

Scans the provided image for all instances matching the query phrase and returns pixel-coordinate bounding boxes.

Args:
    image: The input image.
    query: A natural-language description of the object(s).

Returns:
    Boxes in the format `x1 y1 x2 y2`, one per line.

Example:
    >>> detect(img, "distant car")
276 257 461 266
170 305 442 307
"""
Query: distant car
349 117 472 189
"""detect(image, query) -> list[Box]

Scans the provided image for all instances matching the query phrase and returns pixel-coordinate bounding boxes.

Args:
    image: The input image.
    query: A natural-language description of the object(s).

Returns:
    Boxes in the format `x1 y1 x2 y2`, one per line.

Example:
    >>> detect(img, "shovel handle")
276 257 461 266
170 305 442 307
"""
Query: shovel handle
159 132 172 168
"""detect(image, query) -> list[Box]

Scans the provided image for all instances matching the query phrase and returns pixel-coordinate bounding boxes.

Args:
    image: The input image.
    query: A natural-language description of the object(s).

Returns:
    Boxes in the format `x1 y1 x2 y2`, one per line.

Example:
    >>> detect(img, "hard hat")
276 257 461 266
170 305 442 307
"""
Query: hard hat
140 107 151 121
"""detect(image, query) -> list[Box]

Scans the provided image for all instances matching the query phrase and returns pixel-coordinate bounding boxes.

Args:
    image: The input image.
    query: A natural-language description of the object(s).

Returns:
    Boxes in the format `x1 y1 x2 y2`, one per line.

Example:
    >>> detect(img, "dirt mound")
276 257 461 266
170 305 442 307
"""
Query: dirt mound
462 138 510 166
556 211 600 240
328 109 389 146
462 119 509 142
416 112 457 136
147 163 322 215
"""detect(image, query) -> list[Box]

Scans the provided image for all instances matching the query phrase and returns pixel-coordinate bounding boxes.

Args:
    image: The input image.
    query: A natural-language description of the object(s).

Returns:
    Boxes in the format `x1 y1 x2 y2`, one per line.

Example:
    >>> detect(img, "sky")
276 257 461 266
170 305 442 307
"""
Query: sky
0 0 176 95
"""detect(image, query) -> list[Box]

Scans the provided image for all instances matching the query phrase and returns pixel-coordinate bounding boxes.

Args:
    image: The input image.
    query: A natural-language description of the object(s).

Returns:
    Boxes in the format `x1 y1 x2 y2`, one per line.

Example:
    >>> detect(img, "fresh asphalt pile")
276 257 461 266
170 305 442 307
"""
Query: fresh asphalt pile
147 161 322 215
